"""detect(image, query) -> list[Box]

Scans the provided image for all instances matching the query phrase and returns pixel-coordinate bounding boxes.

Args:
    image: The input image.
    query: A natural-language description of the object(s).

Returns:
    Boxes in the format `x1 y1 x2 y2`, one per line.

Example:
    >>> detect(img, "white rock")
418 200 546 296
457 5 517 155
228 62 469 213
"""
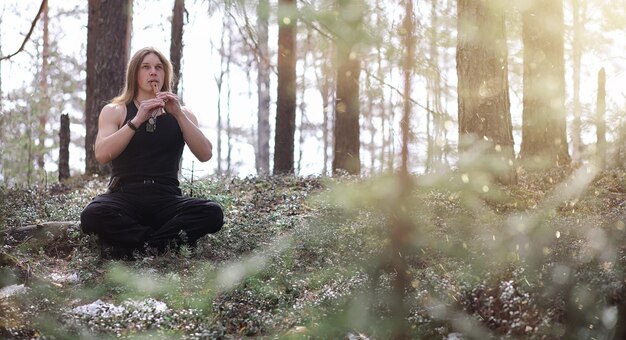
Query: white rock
71 299 125 318
49 272 79 283
0 284 28 299
70 298 168 318
125 298 168 313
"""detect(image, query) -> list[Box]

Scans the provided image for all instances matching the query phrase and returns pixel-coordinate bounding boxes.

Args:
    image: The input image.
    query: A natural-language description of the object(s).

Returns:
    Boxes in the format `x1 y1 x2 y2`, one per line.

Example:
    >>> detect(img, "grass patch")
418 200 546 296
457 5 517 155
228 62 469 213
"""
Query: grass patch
1 170 625 338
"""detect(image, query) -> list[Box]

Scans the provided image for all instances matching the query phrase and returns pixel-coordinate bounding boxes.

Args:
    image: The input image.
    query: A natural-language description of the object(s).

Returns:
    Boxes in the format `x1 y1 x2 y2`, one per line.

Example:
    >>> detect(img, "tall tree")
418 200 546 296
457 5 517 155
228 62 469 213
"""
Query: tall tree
332 0 364 175
595 67 606 167
425 0 438 173
417 1 456 172
0 12 2 114
226 37 233 176
214 16 230 175
58 113 70 181
37 0 49 170
256 0 271 175
296 30 312 174
570 0 586 164
85 0 132 175
313 36 334 175
170 0 184 96
373 0 387 173
519 0 571 168
273 0 297 174
456 0 517 184
387 2 415 338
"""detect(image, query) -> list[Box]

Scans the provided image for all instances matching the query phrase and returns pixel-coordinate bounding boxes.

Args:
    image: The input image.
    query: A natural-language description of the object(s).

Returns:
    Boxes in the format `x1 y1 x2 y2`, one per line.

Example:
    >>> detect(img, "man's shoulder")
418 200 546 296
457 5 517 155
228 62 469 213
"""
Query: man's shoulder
101 102 128 117
103 102 128 111
98 103 128 128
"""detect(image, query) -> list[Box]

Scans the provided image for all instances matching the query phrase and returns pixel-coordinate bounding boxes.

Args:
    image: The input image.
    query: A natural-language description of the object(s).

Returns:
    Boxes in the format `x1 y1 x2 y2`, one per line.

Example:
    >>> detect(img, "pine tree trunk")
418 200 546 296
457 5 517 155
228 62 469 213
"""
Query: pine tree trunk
256 0 271 175
297 32 310 174
314 41 333 175
426 0 438 173
215 17 228 176
58 113 70 181
362 73 374 172
596 68 606 168
457 0 517 184
389 2 415 338
226 51 232 176
85 0 132 176
170 0 184 96
37 0 49 171
519 0 570 168
377 50 386 173
571 0 583 164
333 56 361 175
0 14 2 113
332 0 363 176
273 0 297 174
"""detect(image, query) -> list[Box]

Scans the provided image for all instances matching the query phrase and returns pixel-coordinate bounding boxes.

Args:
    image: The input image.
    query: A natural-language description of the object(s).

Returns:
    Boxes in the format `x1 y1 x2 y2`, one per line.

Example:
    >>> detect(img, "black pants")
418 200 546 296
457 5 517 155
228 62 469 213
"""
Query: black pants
80 182 223 250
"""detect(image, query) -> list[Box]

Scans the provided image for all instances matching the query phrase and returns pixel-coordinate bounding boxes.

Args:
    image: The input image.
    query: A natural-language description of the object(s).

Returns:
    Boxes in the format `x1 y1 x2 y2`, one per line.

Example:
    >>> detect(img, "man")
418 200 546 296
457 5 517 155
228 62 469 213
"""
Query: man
80 47 223 259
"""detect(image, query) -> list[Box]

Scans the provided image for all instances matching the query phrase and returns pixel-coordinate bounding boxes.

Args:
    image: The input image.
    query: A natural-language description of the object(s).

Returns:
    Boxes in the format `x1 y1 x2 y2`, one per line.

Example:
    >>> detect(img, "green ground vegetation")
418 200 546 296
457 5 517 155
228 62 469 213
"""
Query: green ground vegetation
0 167 625 339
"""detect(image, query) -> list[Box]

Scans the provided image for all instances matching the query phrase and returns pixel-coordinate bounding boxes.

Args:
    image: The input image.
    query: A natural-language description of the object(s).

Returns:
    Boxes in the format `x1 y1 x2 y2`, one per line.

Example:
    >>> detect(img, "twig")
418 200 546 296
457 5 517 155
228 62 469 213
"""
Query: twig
0 0 47 62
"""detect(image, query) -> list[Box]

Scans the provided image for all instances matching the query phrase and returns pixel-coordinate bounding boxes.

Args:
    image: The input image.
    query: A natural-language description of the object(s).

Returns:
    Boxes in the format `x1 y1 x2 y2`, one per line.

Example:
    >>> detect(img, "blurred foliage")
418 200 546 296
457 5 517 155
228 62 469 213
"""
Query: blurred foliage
0 167 625 338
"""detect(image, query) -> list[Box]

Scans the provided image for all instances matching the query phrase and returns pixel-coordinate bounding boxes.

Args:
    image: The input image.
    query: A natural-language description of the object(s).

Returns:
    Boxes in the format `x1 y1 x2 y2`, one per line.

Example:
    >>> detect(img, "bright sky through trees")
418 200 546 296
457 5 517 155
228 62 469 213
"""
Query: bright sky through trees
2 0 626 179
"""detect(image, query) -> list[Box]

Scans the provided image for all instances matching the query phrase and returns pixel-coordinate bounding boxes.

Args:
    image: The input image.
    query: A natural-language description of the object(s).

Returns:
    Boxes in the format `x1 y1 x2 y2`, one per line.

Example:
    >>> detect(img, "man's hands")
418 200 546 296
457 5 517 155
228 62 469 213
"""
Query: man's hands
156 92 184 117
135 91 184 122
133 97 166 125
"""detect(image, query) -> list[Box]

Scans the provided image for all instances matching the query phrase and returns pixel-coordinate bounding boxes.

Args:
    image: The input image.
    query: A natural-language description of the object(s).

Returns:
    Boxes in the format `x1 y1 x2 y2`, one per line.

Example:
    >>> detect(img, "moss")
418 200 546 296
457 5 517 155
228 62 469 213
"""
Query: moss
1 172 625 338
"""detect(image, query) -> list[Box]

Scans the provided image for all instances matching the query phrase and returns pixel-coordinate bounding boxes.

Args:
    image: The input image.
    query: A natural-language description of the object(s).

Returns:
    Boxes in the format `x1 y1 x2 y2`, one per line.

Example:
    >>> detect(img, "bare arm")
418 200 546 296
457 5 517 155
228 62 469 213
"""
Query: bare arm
159 92 213 162
176 107 213 162
94 104 134 164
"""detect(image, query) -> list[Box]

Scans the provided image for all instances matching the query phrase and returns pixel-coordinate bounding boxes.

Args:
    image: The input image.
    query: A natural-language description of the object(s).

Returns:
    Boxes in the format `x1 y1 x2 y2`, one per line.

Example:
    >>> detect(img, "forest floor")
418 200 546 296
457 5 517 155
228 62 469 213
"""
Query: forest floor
1 167 625 339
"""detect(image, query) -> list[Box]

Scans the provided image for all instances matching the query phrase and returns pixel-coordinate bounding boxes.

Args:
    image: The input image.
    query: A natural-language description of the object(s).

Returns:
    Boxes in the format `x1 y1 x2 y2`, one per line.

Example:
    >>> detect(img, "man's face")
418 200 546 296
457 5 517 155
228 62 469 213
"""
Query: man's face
138 53 165 93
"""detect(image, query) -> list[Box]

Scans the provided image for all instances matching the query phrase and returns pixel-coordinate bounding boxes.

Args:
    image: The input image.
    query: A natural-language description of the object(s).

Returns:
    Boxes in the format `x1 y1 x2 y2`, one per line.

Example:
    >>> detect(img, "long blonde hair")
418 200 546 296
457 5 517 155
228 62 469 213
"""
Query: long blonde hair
111 47 174 105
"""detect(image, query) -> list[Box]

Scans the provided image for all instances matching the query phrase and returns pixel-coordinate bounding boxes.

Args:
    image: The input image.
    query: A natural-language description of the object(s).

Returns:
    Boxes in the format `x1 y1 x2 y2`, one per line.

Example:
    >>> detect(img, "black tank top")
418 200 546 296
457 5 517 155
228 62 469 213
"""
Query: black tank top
111 102 184 186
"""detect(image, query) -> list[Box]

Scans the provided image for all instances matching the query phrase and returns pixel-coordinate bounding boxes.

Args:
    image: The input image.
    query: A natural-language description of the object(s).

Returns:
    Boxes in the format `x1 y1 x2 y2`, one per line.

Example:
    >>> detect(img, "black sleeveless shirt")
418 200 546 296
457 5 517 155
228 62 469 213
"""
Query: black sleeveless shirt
111 102 184 186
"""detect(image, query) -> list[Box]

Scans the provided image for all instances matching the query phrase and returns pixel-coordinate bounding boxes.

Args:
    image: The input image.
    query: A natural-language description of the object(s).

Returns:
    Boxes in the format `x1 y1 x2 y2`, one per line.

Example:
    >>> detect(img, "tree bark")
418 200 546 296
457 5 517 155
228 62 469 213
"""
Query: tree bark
371 0 388 173
388 1 415 338
457 0 517 184
519 0 570 168
571 0 584 164
85 0 132 176
297 31 311 174
314 40 333 175
215 17 229 175
58 113 70 181
333 56 361 175
37 0 49 171
256 0 271 175
273 0 297 174
332 0 363 175
170 0 185 96
0 14 3 113
596 68 606 168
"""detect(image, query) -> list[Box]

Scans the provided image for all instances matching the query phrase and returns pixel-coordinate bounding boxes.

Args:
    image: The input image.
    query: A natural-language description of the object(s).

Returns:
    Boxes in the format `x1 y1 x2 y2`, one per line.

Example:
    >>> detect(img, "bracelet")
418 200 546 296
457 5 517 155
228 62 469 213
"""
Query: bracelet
127 120 138 131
